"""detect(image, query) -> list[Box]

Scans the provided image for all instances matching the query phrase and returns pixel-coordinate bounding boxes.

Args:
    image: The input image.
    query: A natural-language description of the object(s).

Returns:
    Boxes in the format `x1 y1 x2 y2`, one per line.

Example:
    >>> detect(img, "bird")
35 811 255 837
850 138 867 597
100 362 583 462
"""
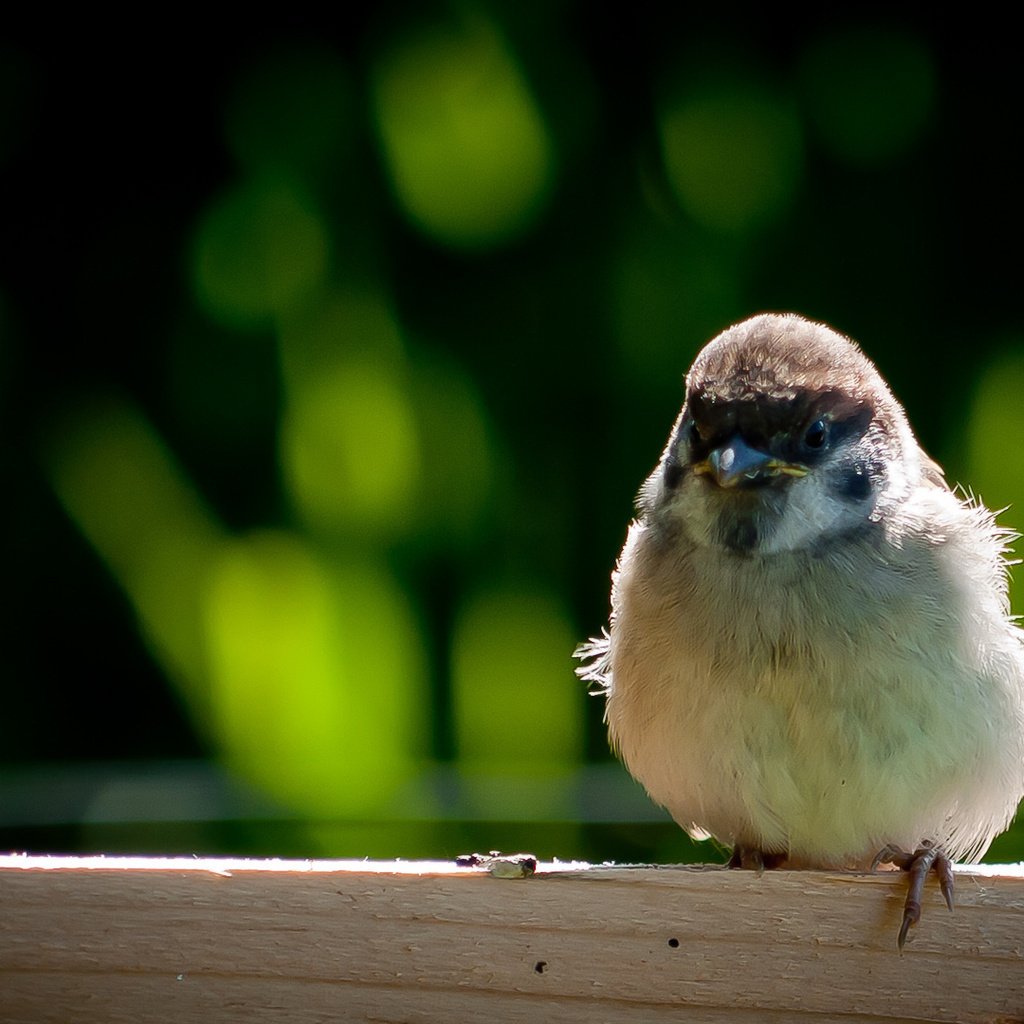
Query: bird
576 312 1024 948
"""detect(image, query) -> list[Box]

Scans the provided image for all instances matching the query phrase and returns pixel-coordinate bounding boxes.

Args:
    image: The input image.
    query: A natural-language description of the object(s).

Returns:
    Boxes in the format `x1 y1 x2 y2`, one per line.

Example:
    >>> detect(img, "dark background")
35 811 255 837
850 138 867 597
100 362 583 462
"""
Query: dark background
2 10 1022 864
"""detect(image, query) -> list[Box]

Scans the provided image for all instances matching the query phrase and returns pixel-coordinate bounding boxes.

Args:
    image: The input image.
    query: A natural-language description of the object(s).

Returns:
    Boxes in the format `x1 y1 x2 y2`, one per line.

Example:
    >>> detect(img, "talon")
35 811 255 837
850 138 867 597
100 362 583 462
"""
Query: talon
871 842 915 872
728 845 786 873
897 912 914 950
871 844 899 872
937 856 955 913
873 840 954 950
728 845 764 871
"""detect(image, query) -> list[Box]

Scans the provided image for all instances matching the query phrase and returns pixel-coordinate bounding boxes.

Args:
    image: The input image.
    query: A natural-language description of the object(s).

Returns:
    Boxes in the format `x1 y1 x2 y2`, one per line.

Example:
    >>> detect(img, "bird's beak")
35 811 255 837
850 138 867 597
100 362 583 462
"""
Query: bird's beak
693 436 808 489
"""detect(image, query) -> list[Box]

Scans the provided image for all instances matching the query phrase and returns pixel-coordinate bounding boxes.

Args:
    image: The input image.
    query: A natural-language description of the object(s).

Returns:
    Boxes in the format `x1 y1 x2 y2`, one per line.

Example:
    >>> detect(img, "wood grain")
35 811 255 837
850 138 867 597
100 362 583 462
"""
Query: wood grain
1 856 1022 1023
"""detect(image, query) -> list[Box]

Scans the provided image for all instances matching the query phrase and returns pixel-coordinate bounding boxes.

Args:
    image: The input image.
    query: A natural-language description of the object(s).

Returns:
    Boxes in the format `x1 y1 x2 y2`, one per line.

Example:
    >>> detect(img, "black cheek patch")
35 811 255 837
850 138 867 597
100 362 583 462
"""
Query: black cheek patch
663 452 684 490
834 461 875 502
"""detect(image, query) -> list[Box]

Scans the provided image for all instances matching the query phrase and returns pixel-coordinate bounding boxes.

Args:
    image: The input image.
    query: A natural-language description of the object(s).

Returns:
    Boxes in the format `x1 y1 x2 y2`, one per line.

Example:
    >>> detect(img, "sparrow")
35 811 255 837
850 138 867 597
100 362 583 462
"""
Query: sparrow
577 312 1024 947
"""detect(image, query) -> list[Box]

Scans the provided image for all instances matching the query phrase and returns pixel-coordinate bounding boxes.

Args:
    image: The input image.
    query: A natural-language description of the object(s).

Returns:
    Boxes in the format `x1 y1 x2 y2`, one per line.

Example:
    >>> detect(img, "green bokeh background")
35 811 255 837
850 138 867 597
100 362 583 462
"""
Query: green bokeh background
2 11 1022 865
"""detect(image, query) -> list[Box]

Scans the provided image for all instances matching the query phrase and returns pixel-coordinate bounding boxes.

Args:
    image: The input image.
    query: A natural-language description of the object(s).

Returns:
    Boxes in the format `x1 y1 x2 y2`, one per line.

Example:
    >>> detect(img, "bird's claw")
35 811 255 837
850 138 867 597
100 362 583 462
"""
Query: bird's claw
728 845 787 874
871 840 954 950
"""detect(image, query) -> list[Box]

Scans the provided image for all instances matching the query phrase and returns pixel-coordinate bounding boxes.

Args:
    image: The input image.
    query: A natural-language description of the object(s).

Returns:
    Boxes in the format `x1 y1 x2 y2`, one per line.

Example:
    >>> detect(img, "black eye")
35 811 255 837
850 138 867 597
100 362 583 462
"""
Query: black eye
804 418 828 449
688 420 702 446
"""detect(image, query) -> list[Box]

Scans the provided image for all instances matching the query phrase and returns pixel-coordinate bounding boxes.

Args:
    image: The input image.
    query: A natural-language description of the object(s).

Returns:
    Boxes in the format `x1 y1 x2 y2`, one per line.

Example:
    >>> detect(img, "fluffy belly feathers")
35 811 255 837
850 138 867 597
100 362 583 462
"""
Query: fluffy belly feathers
602 521 1022 865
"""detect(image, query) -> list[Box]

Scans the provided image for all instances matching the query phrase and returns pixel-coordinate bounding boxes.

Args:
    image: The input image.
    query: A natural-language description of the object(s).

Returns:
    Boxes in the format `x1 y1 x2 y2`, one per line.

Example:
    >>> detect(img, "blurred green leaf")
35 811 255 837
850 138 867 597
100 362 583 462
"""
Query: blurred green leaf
192 174 330 329
203 532 429 816
659 81 802 234
370 12 556 249
799 28 935 165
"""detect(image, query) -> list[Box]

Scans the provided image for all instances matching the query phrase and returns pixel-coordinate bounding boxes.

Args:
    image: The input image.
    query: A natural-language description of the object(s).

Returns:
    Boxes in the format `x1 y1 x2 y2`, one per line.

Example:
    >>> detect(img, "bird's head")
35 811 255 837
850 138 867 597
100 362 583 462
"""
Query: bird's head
642 313 934 555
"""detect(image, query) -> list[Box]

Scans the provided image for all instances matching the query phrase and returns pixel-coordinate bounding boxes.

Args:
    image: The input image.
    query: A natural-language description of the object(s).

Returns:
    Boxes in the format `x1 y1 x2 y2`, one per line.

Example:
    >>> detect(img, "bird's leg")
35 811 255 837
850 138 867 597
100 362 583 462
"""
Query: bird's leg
871 840 954 949
728 845 787 874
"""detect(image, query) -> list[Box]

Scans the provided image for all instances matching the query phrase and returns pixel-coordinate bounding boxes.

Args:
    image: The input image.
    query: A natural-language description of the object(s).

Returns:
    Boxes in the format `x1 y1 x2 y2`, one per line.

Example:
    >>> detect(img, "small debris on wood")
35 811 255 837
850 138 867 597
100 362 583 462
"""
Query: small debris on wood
454 851 538 878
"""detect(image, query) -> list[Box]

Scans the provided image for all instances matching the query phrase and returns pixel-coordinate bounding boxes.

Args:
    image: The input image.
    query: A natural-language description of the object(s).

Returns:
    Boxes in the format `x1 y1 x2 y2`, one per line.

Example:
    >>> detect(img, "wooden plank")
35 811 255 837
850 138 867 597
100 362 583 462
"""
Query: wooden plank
1 856 1022 1023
